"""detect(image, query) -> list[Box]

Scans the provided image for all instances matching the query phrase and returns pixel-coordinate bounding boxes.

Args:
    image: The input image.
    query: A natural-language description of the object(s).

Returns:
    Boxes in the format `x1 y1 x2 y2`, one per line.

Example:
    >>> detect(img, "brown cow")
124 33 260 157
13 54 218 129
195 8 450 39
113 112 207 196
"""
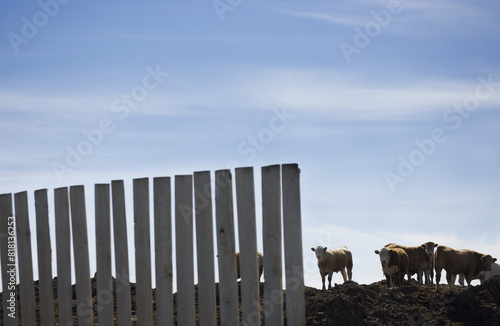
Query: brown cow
434 245 497 292
386 242 438 284
375 247 409 288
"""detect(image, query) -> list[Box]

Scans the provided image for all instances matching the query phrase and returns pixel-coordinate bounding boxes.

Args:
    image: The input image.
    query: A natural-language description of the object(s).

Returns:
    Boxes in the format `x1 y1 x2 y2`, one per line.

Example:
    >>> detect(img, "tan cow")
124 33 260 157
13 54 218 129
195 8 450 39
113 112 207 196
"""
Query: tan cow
311 246 353 290
375 247 409 288
385 242 438 284
434 245 497 292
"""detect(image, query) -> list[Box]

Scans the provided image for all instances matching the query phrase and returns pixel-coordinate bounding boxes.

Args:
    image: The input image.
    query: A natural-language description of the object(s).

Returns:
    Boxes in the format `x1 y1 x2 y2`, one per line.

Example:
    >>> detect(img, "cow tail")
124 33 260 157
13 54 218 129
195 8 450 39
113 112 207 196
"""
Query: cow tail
346 250 353 270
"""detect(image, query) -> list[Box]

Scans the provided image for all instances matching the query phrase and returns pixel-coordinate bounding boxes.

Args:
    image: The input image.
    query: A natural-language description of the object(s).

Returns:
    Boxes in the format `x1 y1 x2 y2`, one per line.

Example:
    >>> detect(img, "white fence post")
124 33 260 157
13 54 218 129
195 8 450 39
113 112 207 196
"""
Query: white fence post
194 171 217 326
95 184 113 325
154 177 174 325
282 164 306 325
262 164 283 326
111 180 132 326
215 169 239 326
70 185 93 326
54 187 73 326
34 189 55 326
175 175 196 326
236 167 261 326
14 191 37 326
133 178 153 325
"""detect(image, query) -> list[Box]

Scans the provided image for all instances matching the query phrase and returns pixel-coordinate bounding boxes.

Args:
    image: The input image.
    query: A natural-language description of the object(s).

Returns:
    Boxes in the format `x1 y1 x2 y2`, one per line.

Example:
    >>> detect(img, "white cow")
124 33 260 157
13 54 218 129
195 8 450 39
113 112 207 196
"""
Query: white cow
311 245 353 290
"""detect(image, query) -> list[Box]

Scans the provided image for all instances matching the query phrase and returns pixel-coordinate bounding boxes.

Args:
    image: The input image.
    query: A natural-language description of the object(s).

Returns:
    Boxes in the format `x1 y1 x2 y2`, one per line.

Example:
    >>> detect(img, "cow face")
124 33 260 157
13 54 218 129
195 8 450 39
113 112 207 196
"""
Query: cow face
311 246 327 260
480 255 497 271
376 247 390 266
375 247 398 276
422 242 438 259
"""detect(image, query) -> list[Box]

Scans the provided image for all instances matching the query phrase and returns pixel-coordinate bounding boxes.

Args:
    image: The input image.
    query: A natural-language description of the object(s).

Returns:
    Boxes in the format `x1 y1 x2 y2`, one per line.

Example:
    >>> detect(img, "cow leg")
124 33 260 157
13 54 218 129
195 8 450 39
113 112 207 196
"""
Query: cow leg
466 275 473 290
385 273 392 288
423 269 430 284
446 272 454 293
340 269 348 283
347 267 353 281
327 272 333 290
417 270 423 284
435 267 442 292
321 272 326 291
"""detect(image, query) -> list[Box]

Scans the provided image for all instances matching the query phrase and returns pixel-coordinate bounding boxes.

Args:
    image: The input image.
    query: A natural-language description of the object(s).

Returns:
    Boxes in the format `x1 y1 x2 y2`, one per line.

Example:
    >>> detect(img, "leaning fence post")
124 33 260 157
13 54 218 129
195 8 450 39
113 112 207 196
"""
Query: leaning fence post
70 185 93 326
282 164 306 326
262 164 283 326
14 191 37 326
111 180 132 326
35 189 56 326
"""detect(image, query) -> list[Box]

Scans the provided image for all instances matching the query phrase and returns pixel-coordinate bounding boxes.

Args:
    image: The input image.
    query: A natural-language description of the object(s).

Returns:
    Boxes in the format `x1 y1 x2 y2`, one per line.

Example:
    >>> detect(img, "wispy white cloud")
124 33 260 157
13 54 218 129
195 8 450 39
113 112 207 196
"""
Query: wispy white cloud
3 69 500 123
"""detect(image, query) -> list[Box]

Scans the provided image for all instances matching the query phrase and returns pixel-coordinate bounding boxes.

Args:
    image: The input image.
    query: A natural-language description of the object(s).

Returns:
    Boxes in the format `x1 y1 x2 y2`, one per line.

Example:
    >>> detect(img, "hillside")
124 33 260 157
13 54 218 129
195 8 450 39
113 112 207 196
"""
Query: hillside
1 277 499 325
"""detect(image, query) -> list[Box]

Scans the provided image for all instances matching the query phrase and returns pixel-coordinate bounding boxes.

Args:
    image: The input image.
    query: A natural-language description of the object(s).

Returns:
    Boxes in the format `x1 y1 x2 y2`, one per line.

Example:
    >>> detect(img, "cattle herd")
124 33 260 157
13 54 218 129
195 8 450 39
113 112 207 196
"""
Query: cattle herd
312 242 499 293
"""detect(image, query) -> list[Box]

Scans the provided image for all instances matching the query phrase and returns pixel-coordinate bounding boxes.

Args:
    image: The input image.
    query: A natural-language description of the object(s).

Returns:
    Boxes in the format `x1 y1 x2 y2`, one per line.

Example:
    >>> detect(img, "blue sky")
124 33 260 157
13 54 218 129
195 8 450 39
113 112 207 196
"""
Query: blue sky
1 0 499 290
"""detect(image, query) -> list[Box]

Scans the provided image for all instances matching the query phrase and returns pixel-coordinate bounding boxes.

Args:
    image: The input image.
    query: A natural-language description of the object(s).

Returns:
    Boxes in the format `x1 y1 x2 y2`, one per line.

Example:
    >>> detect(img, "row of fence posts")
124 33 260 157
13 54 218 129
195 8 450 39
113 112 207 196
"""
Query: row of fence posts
0 163 305 325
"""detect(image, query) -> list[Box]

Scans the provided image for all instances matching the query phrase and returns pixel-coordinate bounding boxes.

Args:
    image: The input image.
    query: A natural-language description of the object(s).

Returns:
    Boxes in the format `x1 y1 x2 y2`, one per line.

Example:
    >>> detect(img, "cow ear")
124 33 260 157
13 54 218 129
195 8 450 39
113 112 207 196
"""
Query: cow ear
494 258 497 262
375 250 380 254
434 243 438 247
324 247 327 251
421 244 426 249
311 247 315 252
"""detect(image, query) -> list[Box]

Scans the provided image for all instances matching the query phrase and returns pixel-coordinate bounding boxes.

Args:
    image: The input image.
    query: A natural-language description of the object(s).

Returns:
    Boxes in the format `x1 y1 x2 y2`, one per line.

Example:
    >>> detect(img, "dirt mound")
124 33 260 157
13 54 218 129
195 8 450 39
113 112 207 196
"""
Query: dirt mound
304 277 500 326
1 277 499 325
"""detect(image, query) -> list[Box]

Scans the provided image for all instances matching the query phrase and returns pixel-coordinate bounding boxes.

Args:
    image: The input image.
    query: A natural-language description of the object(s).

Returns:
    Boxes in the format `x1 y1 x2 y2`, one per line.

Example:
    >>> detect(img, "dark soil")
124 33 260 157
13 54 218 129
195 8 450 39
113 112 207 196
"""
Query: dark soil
1 276 499 325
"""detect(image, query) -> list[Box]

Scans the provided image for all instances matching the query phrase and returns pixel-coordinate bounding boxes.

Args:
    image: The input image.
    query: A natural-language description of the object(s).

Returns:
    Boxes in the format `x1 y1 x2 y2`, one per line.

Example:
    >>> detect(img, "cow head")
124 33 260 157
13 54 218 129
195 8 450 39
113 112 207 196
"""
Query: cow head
480 255 497 271
375 247 398 276
422 242 438 259
311 246 327 260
